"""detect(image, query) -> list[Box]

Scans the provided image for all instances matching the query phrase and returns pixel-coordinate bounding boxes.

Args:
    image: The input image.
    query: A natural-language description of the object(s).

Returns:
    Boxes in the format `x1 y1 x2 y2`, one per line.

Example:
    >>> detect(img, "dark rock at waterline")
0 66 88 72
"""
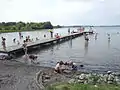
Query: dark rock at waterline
80 65 84 67
44 75 50 79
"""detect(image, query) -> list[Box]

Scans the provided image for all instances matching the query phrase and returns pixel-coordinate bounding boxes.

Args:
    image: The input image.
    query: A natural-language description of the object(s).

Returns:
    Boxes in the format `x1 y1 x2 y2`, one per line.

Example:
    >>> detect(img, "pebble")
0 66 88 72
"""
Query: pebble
67 71 120 85
68 79 75 84
44 75 50 79
94 85 98 87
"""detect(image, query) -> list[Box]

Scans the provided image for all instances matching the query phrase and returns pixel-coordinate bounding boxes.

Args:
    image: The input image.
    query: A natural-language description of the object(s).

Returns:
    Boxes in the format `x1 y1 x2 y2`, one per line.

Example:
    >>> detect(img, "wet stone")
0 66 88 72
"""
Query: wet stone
79 73 86 80
44 75 50 79
67 71 120 85
68 79 75 84
43 79 50 83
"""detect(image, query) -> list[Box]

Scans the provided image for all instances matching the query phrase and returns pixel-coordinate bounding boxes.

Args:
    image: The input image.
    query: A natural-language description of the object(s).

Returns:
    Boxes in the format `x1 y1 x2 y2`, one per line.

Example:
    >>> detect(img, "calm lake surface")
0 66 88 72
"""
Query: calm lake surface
1 27 120 73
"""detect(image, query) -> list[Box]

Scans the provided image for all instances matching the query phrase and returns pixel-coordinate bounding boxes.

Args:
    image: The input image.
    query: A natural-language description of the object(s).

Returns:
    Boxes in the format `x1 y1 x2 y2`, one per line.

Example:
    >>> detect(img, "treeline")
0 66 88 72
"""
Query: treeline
0 21 53 31
53 25 62 28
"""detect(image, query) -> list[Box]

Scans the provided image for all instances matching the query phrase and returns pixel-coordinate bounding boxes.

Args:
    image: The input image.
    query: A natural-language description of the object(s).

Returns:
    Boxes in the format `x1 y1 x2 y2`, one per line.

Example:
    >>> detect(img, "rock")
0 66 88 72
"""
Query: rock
107 81 113 84
43 79 50 83
79 74 86 80
103 74 108 82
75 76 79 79
35 71 45 90
115 72 120 76
107 74 114 81
44 75 50 79
107 71 112 74
99 74 104 77
86 73 92 78
68 79 75 84
0 79 2 82
84 80 88 84
63 70 71 74
94 85 98 87
77 80 81 83
77 79 84 83
115 76 120 84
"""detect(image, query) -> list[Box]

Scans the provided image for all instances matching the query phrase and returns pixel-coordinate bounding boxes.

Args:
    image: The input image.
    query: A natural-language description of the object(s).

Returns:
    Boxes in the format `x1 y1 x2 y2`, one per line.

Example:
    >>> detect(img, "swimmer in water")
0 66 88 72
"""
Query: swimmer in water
108 34 110 40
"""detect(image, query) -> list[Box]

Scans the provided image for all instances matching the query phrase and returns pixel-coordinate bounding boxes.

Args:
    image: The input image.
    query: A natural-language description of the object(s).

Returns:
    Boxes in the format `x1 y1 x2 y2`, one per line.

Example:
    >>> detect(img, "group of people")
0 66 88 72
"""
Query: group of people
22 39 39 63
68 28 80 34
68 27 85 34
107 33 111 40
54 33 61 39
13 38 20 45
23 54 38 64
54 61 78 73
25 36 33 42
19 32 23 39
95 33 111 41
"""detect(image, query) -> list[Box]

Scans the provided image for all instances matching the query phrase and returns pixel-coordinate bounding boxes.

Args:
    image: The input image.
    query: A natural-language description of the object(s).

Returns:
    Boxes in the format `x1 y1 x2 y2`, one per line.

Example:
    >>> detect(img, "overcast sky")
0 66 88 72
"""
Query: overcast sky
0 0 120 25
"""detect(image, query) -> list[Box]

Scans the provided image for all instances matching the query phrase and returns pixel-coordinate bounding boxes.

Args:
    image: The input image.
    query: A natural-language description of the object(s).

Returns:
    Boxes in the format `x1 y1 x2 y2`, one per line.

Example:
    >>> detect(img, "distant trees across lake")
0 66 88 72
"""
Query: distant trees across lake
0 21 53 32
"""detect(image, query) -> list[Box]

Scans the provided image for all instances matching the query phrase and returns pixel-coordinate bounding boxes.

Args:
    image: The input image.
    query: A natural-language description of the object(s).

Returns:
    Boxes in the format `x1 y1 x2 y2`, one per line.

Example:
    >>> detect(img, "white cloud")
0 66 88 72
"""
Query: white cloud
0 0 120 25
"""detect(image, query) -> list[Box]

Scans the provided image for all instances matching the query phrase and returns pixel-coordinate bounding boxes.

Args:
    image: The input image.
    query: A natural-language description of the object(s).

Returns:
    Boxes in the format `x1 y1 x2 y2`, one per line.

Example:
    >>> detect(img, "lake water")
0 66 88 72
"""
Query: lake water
1 27 120 73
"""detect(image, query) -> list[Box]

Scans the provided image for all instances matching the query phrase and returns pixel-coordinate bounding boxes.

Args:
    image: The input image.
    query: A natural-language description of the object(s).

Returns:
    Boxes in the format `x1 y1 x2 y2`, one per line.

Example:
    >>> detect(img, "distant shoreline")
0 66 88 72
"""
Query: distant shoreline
62 25 120 28
0 25 120 33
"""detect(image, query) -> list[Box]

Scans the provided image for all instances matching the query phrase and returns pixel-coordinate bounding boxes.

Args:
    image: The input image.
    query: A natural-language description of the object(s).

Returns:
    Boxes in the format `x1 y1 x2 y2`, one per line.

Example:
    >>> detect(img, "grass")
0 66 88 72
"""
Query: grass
46 83 120 90
0 29 41 33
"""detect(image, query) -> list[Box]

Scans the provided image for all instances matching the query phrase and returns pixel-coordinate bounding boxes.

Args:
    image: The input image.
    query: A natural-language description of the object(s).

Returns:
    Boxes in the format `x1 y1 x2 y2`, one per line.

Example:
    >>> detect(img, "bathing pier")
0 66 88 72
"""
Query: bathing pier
0 31 93 57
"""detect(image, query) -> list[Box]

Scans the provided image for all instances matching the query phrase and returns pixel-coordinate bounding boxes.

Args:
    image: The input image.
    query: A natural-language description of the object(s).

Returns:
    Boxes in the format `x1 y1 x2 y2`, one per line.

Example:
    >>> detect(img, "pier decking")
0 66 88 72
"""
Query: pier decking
0 31 93 57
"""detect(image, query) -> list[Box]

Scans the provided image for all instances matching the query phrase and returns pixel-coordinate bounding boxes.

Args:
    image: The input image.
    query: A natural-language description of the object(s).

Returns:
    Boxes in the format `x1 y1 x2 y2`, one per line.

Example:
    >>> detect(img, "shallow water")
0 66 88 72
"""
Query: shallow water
1 27 120 73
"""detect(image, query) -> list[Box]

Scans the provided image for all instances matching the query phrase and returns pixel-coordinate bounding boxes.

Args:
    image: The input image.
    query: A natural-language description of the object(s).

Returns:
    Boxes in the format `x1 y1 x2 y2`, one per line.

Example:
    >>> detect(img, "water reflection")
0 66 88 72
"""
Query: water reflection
108 39 110 49
56 44 60 50
68 39 72 48
95 33 98 40
84 41 89 56
50 46 54 55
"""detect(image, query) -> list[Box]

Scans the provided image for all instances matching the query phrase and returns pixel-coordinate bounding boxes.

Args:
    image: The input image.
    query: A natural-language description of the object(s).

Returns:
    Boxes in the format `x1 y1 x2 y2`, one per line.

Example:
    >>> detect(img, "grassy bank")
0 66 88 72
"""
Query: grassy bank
46 83 120 90
0 21 54 33
0 30 23 33
0 29 42 33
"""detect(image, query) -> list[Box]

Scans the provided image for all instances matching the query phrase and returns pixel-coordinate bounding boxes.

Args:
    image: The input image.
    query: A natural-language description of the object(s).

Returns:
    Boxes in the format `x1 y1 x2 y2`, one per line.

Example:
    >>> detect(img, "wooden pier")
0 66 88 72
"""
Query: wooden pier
0 31 93 57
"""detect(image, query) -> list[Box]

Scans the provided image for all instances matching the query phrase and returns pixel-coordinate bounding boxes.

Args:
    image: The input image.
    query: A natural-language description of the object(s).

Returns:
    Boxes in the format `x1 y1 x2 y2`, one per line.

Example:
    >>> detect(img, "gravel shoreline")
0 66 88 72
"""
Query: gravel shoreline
0 60 52 90
1 60 120 90
0 60 76 90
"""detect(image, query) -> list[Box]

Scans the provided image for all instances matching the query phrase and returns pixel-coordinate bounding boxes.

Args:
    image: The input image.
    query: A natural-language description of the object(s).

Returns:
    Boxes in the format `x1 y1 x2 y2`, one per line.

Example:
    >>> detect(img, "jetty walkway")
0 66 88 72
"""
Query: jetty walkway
0 31 93 57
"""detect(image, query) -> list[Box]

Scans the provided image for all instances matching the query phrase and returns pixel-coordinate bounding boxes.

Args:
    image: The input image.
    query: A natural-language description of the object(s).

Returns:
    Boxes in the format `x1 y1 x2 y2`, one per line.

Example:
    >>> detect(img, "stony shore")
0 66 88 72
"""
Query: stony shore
0 60 74 90
1 60 120 90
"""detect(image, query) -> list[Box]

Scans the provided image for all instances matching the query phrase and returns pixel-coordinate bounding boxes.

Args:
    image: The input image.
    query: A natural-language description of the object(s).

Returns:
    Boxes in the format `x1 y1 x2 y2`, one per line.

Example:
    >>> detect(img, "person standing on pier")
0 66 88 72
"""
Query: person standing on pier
25 36 29 42
55 33 60 39
36 37 39 41
2 38 6 50
1 37 4 41
19 32 22 39
44 34 46 38
68 28 70 34
13 38 16 43
49 29 53 38
17 40 20 45
23 40 27 55
80 27 85 33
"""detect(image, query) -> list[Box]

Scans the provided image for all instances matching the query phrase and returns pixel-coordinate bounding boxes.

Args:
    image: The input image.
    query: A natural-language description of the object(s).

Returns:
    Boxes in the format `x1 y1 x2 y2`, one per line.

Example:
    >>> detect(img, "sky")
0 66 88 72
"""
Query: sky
0 0 120 25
